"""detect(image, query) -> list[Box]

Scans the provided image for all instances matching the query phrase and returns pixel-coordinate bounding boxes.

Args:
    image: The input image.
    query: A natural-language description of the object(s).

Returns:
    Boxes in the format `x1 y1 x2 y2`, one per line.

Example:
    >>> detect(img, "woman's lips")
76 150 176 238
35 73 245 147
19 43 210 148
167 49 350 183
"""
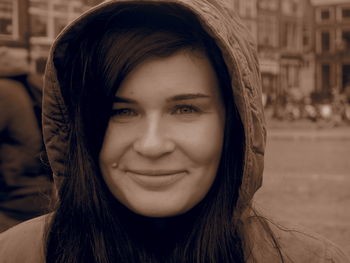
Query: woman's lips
127 169 186 176
126 169 187 190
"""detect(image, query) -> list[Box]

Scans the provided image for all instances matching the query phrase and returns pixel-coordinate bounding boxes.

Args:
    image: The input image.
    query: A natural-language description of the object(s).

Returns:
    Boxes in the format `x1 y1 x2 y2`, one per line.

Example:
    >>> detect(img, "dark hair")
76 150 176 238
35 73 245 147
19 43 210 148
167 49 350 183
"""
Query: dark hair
46 3 245 263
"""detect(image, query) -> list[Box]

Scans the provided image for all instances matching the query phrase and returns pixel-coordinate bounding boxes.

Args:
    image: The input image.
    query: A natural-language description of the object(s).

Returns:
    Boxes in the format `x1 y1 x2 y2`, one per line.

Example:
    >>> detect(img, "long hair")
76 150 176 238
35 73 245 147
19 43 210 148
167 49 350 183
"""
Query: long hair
46 3 245 263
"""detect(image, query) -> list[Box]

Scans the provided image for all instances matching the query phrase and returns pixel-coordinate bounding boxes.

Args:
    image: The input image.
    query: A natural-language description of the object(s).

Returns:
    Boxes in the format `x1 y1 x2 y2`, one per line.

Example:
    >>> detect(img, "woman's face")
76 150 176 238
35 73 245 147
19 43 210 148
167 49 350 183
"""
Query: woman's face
99 50 225 217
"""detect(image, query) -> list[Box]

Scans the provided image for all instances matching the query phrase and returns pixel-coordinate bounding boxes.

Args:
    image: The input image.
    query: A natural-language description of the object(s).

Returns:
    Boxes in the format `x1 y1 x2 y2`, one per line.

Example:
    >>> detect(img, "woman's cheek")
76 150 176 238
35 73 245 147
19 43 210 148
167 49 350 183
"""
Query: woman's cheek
170 115 224 164
99 122 136 164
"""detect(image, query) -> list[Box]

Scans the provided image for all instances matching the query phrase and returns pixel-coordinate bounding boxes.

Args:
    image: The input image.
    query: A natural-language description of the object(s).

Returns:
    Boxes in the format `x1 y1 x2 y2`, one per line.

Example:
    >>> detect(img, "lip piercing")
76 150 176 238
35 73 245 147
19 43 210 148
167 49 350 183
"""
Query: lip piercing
111 163 118 168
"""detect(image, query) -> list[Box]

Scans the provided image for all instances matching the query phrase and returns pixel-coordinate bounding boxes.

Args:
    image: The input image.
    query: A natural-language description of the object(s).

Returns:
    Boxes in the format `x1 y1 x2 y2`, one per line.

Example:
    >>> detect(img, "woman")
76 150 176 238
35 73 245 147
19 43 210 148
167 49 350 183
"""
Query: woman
0 1 349 262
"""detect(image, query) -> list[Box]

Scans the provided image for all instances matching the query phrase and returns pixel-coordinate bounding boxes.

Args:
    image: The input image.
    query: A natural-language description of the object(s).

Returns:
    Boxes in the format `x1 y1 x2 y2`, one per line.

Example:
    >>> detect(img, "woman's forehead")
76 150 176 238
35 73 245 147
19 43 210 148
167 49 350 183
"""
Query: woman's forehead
115 50 222 101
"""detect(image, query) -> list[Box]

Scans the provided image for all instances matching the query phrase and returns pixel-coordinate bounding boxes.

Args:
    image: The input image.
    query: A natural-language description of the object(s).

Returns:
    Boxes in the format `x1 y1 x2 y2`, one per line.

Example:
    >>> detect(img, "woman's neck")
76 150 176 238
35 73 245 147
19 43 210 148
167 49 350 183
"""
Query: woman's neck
119 205 200 255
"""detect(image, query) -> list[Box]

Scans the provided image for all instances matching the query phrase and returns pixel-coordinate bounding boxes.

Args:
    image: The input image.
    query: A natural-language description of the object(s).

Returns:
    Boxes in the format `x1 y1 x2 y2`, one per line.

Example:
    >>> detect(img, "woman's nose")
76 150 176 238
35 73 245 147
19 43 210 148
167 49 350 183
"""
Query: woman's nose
133 117 175 159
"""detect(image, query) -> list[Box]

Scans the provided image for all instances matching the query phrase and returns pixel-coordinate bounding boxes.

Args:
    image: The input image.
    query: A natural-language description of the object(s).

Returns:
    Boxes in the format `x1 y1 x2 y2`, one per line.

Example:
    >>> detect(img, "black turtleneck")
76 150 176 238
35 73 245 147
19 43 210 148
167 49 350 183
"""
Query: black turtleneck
118 203 202 258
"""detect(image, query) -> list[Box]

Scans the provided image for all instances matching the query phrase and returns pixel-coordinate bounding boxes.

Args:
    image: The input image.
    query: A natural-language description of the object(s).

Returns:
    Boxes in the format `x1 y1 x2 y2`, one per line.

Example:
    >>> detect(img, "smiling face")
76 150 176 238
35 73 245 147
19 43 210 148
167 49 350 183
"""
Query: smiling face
99 50 225 217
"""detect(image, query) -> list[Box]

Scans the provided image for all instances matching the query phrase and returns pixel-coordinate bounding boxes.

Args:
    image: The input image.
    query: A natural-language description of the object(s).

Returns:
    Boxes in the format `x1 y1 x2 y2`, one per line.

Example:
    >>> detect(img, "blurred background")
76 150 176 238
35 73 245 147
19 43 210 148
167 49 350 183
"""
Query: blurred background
0 0 349 256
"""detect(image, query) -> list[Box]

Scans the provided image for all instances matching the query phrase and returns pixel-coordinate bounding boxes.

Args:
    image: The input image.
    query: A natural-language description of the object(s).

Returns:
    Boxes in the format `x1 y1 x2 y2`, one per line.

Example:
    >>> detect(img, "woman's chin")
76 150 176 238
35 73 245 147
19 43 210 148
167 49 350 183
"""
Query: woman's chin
123 199 191 218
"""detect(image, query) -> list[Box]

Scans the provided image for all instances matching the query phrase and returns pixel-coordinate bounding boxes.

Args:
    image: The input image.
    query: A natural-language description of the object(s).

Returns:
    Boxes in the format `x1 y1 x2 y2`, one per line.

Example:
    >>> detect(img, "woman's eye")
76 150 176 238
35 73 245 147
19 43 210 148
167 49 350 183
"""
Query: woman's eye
111 108 138 121
171 105 202 115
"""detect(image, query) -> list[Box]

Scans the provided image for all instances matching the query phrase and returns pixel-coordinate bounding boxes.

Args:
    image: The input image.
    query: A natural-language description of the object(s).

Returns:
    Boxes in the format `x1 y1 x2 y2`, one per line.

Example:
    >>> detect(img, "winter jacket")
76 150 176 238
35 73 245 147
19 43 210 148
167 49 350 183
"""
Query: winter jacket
0 213 349 262
0 0 349 262
0 49 52 224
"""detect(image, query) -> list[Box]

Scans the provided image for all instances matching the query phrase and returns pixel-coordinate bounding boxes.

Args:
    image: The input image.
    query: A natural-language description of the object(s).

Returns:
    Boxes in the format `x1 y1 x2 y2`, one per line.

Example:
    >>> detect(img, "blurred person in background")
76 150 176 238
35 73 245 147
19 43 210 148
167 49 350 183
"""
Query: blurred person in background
342 82 350 123
0 47 52 232
0 1 349 262
344 82 350 104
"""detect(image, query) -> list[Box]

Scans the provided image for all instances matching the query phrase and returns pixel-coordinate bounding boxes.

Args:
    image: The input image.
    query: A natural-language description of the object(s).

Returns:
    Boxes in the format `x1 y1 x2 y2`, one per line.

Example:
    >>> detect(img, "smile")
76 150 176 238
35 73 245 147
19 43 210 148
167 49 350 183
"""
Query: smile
126 169 187 190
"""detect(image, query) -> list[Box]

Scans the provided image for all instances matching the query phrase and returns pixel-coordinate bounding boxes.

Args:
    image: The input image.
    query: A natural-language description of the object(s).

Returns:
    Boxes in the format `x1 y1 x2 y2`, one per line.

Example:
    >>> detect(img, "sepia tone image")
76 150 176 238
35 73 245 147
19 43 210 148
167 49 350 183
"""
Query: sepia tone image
0 0 349 262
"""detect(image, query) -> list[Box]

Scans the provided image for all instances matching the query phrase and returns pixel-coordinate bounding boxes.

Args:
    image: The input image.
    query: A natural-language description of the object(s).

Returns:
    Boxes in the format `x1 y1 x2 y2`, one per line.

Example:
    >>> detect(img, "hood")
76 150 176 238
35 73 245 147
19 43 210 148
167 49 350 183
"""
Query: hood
43 0 266 207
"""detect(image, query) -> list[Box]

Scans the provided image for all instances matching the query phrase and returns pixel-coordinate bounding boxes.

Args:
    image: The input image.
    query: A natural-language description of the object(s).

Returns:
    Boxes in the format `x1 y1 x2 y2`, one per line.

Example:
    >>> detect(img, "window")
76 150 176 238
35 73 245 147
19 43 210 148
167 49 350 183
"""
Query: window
281 0 290 15
281 21 300 51
317 7 332 23
342 8 350 19
321 10 330 20
321 31 330 51
292 1 298 14
258 0 278 10
239 0 257 18
258 15 277 48
281 0 300 15
342 64 350 92
81 0 102 5
245 20 257 42
54 17 68 36
342 30 350 50
29 0 48 10
54 4 68 13
0 0 19 40
303 24 311 49
29 0 90 43
287 65 299 87
268 0 278 10
30 14 48 37
281 22 288 48
321 64 331 94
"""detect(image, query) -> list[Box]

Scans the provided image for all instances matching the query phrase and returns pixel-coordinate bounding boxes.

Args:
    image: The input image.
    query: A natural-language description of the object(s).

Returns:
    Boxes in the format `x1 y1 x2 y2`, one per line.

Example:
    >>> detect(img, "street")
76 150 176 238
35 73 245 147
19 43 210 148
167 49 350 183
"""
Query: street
254 135 350 257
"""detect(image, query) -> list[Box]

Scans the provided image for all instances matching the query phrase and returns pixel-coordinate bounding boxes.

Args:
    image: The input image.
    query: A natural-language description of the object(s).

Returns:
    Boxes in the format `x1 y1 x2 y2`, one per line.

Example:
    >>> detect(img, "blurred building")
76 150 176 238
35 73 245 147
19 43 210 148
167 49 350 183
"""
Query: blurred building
0 0 29 47
312 0 350 101
2 0 349 105
29 0 103 73
279 0 313 99
256 0 280 106
256 0 314 109
231 0 258 42
0 0 103 74
0 0 30 63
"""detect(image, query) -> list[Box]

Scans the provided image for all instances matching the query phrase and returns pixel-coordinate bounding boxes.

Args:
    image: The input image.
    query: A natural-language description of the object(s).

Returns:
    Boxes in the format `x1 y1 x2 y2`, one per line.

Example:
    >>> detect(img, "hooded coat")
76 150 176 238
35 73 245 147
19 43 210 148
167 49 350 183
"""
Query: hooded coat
0 48 52 227
0 0 349 262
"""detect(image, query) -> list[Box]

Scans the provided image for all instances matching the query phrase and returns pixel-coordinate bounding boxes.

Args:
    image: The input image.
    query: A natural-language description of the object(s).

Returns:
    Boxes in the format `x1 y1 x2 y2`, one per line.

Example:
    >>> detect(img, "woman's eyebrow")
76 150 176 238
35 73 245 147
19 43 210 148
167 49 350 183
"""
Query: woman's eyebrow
113 96 137 104
113 93 211 103
167 93 211 102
